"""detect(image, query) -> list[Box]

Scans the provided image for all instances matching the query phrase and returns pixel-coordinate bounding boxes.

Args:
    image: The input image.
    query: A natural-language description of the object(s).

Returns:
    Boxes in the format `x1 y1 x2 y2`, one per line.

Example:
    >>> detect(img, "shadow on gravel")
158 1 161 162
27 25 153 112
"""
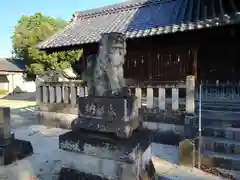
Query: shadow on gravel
2 92 36 101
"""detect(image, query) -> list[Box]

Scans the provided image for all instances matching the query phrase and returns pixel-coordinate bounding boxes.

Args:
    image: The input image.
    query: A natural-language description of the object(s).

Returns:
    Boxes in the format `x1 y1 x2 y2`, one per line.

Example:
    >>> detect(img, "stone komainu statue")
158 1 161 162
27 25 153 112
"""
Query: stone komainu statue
77 32 141 139
82 32 127 96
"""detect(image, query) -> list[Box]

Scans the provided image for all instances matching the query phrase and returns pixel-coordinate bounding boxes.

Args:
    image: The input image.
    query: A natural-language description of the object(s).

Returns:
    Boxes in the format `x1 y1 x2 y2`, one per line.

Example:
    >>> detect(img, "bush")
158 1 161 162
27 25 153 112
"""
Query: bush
0 89 8 95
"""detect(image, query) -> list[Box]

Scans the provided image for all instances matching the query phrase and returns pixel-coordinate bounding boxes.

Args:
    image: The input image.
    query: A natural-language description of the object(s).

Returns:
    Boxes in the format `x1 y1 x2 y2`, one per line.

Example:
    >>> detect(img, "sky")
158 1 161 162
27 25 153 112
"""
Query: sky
0 0 126 58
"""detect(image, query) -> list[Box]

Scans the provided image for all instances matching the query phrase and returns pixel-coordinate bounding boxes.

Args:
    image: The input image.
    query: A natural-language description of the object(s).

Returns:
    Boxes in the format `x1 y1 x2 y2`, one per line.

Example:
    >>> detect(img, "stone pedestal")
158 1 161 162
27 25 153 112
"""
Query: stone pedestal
72 96 141 138
58 168 114 180
58 130 154 180
0 107 33 165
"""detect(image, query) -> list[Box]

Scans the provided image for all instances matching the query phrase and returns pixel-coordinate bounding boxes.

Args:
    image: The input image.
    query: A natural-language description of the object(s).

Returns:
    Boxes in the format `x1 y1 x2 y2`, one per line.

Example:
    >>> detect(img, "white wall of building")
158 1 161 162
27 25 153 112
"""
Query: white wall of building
0 72 36 93
0 75 9 91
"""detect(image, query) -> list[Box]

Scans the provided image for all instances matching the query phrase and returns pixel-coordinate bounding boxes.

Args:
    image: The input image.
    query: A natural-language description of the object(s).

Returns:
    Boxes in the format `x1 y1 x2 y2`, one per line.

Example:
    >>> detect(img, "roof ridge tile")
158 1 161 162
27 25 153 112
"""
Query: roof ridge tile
72 0 170 21
36 0 240 50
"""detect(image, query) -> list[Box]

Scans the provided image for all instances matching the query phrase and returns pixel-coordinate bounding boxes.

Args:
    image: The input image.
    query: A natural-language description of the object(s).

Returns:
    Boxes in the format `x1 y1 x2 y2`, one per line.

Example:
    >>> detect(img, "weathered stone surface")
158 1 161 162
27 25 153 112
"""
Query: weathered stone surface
200 151 240 171
179 139 195 167
37 111 77 129
139 108 185 125
75 96 140 138
201 111 240 128
59 130 153 180
184 115 198 139
78 96 137 121
81 32 127 97
0 107 11 141
58 158 155 180
197 136 240 155
0 106 33 165
37 103 77 114
203 127 240 141
59 130 151 163
0 139 33 165
151 130 182 146
58 168 115 180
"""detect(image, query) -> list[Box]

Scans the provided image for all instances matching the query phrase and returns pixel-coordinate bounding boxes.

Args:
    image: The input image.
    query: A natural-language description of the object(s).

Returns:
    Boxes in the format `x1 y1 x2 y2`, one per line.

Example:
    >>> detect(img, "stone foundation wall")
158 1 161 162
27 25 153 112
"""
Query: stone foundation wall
36 103 77 129
36 76 196 138
37 104 185 141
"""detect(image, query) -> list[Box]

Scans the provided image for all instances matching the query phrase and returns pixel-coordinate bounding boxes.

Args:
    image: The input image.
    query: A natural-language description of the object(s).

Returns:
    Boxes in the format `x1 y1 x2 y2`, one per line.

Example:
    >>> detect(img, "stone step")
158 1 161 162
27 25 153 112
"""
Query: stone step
197 106 240 112
196 101 240 112
201 110 240 121
199 110 240 128
196 101 240 105
202 126 240 141
200 150 240 171
198 136 240 155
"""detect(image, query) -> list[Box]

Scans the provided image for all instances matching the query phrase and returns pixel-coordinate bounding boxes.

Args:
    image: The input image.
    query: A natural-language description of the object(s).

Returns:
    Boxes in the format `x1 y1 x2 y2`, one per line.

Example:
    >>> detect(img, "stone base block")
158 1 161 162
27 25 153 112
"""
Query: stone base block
58 168 115 180
198 151 240 171
59 130 154 179
0 133 15 146
0 139 33 165
76 96 140 139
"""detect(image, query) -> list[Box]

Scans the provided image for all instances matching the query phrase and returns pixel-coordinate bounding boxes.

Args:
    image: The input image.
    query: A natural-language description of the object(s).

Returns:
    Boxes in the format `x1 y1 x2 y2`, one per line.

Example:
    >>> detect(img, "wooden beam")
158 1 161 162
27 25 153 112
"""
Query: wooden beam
148 52 152 80
193 48 198 80
187 48 198 79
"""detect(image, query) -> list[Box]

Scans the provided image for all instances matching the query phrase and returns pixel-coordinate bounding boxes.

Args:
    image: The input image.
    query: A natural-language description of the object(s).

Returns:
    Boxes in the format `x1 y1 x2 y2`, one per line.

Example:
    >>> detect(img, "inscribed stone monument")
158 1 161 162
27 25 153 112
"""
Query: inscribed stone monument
58 32 154 180
0 107 33 165
71 32 141 139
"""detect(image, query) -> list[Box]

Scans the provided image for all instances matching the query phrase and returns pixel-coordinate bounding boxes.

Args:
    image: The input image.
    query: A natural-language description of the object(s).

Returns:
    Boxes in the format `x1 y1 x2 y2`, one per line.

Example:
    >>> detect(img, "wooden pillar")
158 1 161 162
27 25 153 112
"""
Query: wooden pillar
193 49 198 79
148 52 152 80
188 48 198 78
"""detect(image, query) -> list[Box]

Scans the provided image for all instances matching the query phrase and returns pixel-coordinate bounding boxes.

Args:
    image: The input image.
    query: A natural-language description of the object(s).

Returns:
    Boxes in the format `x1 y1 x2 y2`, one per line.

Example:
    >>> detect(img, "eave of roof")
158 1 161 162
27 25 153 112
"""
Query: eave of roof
0 58 25 72
36 0 240 50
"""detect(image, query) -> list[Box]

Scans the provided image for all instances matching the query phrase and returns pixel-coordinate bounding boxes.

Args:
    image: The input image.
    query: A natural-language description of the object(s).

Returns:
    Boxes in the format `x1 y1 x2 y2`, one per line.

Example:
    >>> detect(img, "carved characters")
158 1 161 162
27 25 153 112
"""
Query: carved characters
84 103 104 116
84 102 117 119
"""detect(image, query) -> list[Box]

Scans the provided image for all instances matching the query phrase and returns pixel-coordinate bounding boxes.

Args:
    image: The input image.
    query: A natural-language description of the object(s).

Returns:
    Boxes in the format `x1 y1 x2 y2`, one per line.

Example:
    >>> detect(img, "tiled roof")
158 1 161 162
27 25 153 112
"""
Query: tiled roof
37 0 240 50
0 58 24 72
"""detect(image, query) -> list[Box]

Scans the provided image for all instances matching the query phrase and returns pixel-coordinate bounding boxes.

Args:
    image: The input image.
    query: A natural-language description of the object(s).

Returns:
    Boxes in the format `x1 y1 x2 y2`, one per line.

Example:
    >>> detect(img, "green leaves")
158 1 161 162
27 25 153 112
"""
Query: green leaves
12 13 82 77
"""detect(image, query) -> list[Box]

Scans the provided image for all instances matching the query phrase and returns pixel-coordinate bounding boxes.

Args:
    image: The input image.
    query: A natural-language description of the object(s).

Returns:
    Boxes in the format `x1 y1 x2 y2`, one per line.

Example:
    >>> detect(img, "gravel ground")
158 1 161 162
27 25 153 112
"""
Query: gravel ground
0 99 237 179
0 125 228 180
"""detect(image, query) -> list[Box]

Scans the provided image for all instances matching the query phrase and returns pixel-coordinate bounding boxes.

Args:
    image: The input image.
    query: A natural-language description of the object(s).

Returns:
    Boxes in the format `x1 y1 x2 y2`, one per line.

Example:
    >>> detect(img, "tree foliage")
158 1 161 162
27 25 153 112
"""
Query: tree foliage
12 13 82 77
